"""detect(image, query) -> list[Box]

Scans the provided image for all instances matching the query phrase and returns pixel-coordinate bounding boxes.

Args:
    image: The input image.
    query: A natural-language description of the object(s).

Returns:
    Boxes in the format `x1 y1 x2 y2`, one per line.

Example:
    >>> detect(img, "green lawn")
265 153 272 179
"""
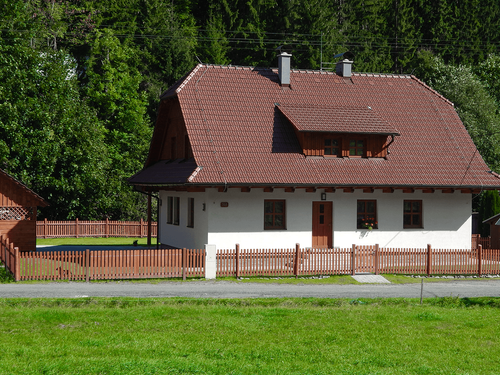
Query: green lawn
36 237 158 246
1 297 499 374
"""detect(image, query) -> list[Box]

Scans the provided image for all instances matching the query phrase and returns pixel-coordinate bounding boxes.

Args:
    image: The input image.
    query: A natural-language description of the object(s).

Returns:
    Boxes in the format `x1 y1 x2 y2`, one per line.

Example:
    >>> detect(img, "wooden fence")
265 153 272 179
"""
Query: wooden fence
36 219 157 239
472 234 491 249
3 243 500 281
0 234 19 279
17 248 204 281
217 244 500 278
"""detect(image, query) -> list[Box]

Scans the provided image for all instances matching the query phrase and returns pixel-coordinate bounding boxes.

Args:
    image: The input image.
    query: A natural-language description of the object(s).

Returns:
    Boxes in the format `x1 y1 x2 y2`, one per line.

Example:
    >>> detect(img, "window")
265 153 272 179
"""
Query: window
173 197 180 225
187 198 194 228
264 200 286 230
167 197 173 224
349 139 364 157
324 139 339 156
404 200 422 228
167 196 180 225
357 200 377 229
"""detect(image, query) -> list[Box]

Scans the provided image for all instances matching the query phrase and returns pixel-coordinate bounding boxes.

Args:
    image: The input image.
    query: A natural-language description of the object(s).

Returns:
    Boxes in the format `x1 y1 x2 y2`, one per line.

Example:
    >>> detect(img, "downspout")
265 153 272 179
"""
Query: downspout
385 135 396 156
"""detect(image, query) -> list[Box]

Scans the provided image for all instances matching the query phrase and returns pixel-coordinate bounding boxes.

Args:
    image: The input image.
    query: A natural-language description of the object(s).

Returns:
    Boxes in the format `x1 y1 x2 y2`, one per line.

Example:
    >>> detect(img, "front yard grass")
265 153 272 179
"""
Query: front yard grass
36 237 158 247
1 297 500 374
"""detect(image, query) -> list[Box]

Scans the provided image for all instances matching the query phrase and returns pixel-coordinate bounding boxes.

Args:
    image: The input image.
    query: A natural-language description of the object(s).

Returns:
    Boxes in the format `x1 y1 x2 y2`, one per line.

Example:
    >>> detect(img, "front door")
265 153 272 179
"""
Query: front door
312 202 332 248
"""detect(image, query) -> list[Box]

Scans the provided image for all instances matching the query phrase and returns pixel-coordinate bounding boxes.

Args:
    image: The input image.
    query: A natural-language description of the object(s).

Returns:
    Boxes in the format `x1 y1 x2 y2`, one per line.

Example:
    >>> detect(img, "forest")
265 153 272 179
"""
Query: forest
1 0 500 231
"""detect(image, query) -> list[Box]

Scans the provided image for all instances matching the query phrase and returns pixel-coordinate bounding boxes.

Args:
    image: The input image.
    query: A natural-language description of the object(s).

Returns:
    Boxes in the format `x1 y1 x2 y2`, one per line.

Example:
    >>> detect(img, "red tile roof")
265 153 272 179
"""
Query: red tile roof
131 64 500 189
278 105 399 135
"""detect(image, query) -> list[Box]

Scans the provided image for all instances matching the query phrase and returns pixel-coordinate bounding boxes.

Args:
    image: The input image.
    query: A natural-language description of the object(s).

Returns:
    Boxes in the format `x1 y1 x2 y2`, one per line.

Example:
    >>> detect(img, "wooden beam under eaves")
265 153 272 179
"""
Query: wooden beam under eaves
284 187 295 193
241 187 251 193
382 187 394 193
324 187 335 193
422 188 435 193
305 187 316 193
263 187 274 193
343 187 354 193
402 188 415 193
187 187 206 192
460 189 482 194
363 187 374 193
441 188 455 193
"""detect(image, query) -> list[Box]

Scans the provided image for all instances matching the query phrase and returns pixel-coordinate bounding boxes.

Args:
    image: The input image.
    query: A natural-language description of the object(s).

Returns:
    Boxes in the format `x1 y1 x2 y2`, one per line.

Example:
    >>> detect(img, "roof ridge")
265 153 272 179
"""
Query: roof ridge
190 63 418 78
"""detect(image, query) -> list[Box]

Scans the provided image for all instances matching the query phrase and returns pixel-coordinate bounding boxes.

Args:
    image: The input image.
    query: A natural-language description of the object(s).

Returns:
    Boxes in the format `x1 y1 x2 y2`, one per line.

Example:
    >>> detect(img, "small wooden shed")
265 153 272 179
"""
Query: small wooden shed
0 169 48 251
483 213 500 250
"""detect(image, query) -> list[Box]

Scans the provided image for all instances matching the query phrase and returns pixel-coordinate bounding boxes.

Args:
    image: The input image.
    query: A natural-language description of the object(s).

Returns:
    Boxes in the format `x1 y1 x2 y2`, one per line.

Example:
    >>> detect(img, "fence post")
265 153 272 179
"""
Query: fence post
205 244 217 279
86 249 90 282
75 218 79 239
182 248 187 280
374 244 379 275
478 244 482 276
2 235 6 266
294 243 301 278
235 244 240 278
426 244 432 276
14 246 20 281
44 218 48 239
351 244 356 275
105 218 109 238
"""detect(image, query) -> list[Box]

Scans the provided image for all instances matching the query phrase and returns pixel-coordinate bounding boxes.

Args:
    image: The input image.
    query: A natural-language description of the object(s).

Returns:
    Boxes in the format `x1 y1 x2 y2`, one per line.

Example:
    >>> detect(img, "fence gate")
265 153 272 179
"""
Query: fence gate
354 245 376 274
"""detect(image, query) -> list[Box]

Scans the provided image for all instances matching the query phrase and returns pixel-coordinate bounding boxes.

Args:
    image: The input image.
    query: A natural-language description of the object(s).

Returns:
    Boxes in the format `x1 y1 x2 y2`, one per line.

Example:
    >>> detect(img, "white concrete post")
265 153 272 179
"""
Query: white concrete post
205 244 217 279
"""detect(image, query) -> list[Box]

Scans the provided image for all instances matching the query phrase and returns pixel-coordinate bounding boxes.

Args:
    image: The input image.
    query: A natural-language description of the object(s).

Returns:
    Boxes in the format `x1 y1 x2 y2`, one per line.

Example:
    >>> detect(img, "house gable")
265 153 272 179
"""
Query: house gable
145 97 193 168
0 170 47 208
0 169 47 251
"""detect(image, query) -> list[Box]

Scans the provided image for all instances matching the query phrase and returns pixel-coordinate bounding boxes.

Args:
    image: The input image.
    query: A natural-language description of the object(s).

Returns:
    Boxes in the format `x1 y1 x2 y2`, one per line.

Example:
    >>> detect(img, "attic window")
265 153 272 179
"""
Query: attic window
324 139 339 156
277 105 399 158
349 139 365 157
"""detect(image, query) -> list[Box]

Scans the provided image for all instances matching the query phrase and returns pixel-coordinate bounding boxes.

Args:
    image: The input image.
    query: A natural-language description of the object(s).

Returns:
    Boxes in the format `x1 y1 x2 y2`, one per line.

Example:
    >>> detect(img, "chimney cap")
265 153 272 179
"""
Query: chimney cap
333 51 355 60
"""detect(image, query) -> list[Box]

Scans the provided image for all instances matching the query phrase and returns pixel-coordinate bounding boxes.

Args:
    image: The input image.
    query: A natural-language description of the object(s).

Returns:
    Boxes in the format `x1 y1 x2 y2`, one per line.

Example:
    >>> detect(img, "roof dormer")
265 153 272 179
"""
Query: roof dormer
277 105 399 158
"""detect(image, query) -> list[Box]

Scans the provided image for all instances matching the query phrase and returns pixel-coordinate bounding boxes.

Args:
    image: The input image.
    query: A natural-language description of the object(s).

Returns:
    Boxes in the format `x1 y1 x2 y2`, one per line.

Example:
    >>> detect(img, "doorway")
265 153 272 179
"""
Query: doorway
312 201 332 248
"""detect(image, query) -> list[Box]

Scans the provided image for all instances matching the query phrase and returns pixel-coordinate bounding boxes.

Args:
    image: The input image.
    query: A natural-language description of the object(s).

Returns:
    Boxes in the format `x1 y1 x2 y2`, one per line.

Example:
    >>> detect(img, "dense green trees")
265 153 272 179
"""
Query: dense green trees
1 0 500 220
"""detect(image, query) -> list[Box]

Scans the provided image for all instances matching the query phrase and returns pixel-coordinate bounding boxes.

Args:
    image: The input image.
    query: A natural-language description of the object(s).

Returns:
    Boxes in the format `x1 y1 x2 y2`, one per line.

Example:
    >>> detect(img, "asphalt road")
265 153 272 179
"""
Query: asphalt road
1 280 499 299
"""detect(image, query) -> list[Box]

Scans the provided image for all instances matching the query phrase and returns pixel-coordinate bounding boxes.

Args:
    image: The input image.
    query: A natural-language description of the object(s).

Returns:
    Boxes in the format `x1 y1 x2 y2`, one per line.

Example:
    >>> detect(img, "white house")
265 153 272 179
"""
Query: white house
129 53 500 250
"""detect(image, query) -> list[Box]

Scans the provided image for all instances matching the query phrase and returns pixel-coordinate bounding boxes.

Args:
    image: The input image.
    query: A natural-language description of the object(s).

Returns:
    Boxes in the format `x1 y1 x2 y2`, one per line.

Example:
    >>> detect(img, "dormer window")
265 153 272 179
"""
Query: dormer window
324 139 340 156
277 104 400 159
349 139 365 157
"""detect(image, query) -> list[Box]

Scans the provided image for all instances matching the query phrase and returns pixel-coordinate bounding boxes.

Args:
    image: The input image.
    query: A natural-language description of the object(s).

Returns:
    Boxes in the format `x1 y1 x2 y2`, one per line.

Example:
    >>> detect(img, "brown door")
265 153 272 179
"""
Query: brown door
312 202 332 248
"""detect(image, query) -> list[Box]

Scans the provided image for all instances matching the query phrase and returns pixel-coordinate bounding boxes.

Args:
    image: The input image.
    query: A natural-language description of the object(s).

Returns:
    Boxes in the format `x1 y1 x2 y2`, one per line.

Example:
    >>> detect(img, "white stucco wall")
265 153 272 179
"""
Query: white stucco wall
158 191 208 249
159 188 472 250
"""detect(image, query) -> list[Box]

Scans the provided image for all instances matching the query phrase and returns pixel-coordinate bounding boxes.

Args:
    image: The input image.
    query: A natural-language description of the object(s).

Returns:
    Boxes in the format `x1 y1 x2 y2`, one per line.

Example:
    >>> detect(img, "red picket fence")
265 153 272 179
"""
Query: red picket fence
217 244 500 278
17 248 204 281
6 243 500 281
0 234 19 279
36 219 157 239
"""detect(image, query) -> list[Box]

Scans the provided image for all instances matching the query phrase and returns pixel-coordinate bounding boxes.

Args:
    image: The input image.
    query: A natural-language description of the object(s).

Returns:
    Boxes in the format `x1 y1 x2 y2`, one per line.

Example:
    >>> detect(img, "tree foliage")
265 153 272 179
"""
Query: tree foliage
413 52 500 173
2 0 500 220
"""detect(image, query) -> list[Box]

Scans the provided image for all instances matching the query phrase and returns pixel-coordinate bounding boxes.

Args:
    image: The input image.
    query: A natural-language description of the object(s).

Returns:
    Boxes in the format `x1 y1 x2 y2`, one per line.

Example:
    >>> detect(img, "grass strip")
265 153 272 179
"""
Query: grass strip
1 297 500 374
36 237 158 246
